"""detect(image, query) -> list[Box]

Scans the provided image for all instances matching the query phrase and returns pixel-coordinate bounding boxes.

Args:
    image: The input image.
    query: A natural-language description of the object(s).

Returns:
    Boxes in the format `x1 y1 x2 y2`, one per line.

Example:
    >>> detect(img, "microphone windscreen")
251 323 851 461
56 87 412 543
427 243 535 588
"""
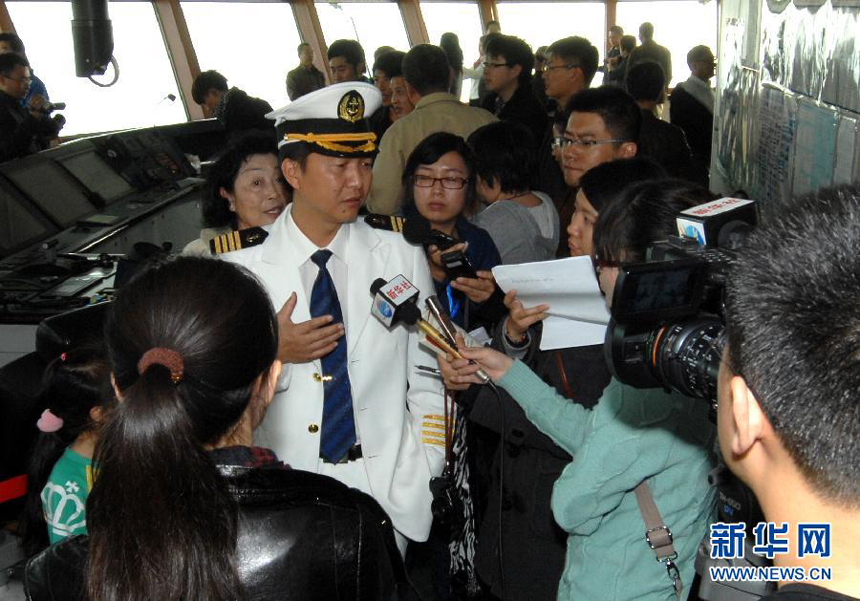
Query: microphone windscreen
402 213 431 245
399 301 421 326
370 278 387 296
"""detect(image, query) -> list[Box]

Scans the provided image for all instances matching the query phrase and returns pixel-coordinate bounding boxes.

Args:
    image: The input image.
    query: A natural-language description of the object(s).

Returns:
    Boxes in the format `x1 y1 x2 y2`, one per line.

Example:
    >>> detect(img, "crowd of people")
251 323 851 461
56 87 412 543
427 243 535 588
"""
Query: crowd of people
14 17 859 601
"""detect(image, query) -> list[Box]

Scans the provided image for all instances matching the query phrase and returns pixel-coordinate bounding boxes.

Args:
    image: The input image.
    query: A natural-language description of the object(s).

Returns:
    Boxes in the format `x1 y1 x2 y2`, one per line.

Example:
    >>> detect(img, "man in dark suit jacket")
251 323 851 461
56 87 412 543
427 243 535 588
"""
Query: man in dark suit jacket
626 61 703 184
286 43 326 101
626 22 672 87
481 34 547 153
670 45 715 177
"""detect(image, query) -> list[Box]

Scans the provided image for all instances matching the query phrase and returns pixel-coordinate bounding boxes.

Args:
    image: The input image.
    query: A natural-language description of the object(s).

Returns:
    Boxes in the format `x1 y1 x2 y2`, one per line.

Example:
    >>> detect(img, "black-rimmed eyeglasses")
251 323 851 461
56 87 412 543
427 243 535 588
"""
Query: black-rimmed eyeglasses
544 63 580 72
556 136 627 149
413 175 469 189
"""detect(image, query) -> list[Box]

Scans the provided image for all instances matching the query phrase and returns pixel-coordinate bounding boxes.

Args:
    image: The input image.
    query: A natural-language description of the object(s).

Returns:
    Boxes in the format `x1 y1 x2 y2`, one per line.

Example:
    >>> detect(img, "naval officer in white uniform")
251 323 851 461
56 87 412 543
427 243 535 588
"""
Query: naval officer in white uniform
224 82 446 554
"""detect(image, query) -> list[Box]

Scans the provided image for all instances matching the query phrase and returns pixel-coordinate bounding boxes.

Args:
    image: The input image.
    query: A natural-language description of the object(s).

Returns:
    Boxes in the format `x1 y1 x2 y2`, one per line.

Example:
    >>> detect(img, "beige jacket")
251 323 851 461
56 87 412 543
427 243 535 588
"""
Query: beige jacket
366 92 497 215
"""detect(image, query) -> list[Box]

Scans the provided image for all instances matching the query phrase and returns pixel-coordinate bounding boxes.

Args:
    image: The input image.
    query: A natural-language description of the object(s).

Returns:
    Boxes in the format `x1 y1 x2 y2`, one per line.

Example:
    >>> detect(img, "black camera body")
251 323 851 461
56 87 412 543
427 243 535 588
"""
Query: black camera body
604 198 757 402
430 474 463 529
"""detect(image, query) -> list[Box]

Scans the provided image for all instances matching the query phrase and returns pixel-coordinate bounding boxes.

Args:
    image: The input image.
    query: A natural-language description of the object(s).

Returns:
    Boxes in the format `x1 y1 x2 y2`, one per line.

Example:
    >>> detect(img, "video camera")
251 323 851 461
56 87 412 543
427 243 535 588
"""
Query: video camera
604 197 757 402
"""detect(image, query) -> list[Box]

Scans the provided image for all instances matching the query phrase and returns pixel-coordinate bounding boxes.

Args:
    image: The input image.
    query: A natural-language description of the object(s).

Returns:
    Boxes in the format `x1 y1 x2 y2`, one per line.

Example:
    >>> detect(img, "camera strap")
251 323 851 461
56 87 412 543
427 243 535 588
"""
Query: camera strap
634 482 683 601
554 351 575 399
442 390 455 473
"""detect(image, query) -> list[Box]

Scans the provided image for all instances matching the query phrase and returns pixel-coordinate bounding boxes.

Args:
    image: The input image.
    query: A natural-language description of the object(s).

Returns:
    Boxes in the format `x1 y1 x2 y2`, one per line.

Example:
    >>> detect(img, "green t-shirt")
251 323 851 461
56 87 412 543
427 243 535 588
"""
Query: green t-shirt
40 447 93 543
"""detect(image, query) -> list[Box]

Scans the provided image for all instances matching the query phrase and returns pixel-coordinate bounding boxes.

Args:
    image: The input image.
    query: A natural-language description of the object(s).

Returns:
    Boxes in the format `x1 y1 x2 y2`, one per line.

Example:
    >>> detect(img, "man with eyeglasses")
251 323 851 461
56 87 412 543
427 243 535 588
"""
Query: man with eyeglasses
0 52 61 163
531 37 599 254
480 35 546 152
543 86 640 256
0 32 50 111
560 87 640 188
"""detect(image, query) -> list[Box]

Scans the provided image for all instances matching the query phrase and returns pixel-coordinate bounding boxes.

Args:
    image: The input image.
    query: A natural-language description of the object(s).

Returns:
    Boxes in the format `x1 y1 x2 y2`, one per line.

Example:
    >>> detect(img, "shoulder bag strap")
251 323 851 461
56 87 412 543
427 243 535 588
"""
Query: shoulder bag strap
634 481 683 601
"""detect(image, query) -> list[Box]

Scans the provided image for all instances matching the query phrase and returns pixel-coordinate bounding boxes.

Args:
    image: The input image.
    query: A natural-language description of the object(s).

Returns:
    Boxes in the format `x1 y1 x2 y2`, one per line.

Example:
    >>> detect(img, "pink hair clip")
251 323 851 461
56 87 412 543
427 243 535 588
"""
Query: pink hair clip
37 409 64 433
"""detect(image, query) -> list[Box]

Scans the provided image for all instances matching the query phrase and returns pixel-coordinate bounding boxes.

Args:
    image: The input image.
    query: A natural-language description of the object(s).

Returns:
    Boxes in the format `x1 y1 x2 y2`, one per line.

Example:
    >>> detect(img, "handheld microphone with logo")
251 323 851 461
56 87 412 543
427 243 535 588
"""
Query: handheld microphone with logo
675 197 757 249
370 277 490 383
370 274 420 327
402 213 459 251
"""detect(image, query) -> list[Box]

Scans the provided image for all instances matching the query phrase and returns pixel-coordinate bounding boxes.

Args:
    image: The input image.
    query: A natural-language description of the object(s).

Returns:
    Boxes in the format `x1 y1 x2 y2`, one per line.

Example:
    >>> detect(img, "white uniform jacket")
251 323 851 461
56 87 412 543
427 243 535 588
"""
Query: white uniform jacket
224 205 446 542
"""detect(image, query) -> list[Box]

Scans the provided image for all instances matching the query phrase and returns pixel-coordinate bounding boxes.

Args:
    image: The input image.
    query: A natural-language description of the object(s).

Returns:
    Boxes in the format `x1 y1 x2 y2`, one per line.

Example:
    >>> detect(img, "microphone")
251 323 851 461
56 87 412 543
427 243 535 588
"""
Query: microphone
370 275 420 327
370 277 490 383
42 101 66 113
402 213 459 251
675 197 757 249
425 296 457 348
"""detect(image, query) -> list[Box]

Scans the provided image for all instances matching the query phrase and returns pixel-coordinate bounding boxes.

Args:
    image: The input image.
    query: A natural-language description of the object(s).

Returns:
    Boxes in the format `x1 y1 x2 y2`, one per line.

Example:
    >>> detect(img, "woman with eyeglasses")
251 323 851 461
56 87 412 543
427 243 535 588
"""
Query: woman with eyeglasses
400 131 502 599
439 178 718 601
401 131 502 331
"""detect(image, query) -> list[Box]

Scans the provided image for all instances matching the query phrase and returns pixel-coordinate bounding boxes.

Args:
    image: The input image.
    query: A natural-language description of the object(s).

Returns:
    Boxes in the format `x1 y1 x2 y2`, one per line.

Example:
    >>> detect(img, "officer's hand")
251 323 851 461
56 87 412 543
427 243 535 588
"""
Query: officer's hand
276 292 344 364
450 270 495 304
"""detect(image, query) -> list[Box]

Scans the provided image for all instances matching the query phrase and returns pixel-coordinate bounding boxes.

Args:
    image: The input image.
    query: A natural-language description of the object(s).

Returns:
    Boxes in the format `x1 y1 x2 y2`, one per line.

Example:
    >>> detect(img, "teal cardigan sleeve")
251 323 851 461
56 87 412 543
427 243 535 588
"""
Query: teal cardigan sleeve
498 360 706 535
497 359 594 454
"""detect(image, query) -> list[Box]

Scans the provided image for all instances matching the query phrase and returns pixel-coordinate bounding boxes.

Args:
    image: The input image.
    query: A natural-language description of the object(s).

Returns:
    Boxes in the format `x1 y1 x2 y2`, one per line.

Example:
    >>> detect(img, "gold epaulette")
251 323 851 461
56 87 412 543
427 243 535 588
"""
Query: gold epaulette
364 213 406 233
209 227 269 255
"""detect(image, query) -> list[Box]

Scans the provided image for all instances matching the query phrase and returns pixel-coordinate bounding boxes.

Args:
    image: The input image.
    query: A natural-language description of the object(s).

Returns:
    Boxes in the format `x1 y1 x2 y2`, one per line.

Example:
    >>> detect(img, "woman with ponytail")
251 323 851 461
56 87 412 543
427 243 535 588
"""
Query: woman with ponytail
25 256 405 601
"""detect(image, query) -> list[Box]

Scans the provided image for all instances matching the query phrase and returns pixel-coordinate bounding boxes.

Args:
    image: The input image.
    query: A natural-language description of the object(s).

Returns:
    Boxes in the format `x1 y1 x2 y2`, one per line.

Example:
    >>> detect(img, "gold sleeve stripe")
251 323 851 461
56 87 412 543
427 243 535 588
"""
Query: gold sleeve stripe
422 422 446 431
421 429 445 437
423 414 445 421
422 437 445 446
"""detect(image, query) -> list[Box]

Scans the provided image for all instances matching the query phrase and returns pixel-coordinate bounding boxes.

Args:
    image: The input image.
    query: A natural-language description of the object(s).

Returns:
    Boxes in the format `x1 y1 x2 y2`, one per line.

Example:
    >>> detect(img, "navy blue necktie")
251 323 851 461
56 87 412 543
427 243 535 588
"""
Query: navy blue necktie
309 250 356 463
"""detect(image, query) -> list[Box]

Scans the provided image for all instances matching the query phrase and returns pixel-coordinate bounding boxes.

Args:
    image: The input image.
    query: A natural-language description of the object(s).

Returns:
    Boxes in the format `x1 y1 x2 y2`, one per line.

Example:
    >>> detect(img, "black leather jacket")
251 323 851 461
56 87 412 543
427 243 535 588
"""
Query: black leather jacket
24 465 408 600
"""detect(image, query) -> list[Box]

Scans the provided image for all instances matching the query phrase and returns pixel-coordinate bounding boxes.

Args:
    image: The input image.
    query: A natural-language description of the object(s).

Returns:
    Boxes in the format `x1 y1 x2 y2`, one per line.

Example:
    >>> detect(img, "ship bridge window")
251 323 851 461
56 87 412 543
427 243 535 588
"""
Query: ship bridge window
181 1 303 109
315 1 410 64
616 0 718 88
6 1 186 136
421 1 483 102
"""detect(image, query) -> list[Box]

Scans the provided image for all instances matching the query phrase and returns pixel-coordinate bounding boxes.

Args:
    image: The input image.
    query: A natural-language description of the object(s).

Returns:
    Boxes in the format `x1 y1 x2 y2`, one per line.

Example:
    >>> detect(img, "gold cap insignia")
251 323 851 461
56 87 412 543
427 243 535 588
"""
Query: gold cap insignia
338 91 365 123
